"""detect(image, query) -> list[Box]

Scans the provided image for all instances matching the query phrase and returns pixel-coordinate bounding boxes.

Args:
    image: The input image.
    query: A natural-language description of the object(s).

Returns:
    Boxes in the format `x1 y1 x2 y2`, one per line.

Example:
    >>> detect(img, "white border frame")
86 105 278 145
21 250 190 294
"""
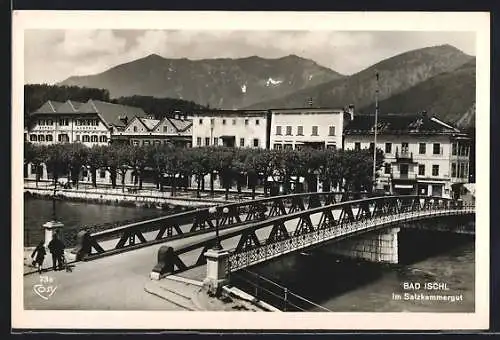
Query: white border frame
12 11 490 330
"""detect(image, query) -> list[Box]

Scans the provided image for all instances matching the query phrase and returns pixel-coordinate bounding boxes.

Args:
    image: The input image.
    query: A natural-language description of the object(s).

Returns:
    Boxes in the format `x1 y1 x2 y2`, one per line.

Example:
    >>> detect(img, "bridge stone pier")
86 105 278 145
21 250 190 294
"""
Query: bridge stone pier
329 227 400 264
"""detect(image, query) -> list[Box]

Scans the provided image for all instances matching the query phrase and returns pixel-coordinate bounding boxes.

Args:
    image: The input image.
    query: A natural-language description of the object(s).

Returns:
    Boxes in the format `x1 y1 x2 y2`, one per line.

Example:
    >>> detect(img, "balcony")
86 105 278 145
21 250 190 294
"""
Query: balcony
392 172 417 180
395 148 414 163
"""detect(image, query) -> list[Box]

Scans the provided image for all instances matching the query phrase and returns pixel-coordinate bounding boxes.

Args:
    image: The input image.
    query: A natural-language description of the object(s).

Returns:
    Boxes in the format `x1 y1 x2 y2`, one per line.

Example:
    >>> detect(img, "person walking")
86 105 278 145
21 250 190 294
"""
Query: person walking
31 240 46 273
47 233 65 271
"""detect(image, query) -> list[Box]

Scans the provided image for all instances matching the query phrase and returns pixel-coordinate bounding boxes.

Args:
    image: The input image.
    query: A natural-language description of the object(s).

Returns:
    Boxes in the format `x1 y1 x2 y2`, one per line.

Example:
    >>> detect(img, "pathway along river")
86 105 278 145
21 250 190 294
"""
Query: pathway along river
23 198 474 313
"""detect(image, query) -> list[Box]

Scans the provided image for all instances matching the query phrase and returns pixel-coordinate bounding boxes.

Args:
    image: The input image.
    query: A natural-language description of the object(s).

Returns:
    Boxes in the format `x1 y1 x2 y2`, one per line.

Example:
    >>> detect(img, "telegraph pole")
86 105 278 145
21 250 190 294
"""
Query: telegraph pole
372 72 379 192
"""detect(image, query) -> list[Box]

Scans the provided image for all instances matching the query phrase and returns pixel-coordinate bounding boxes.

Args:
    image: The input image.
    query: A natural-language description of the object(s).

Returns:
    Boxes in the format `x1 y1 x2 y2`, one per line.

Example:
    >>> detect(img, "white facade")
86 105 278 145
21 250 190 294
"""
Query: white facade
190 110 269 148
270 108 352 150
344 115 471 198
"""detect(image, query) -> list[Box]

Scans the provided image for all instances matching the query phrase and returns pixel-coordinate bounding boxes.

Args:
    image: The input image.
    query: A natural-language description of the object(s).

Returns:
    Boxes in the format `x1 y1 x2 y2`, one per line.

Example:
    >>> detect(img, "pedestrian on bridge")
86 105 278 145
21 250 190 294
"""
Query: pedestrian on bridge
48 232 65 271
31 240 46 274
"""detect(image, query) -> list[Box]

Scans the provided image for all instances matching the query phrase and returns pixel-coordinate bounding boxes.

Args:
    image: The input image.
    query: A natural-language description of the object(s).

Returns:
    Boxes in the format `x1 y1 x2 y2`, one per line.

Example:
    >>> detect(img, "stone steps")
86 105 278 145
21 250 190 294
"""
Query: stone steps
144 278 201 311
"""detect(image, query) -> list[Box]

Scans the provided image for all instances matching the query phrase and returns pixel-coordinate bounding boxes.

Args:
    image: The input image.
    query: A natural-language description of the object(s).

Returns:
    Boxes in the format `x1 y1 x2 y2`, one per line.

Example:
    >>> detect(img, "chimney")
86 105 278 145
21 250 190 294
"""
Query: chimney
346 104 355 121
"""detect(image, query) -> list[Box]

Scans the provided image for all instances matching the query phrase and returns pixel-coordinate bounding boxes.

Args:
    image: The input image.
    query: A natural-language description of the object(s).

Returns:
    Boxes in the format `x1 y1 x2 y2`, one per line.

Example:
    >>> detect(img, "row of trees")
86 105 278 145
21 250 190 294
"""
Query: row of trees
24 142 384 199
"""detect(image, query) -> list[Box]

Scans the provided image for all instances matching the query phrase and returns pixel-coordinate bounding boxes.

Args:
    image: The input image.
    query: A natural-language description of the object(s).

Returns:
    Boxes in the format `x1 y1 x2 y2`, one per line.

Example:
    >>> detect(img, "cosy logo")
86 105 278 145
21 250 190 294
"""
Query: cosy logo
33 275 57 300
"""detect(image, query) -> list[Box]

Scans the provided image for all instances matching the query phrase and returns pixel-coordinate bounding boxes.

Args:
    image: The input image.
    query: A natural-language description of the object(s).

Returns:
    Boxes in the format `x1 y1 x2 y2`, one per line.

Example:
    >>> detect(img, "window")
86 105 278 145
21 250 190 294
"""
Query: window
210 118 214 125
199 119 203 125
284 144 293 150
99 170 106 179
205 137 210 146
245 119 249 125
240 138 245 147
385 143 392 153
143 140 151 146
30 135 37 142
253 138 259 147
256 119 260 125
222 119 226 125
419 143 426 154
213 137 218 146
401 142 409 153
276 126 282 135
418 164 425 176
99 135 107 143
451 163 457 177
369 142 375 151
46 135 53 142
286 126 292 135
385 163 391 174
326 144 336 150
354 142 361 151
132 140 139 146
133 126 138 132
82 135 90 142
433 143 441 155
432 165 439 176
38 119 45 126
196 137 202 146
232 119 236 125
297 126 304 136
452 143 457 155
47 120 53 125
154 140 161 145
91 135 98 142
274 144 282 150
400 164 409 176
295 144 303 151
82 170 88 177
328 126 336 136
59 119 68 126
38 135 45 142
312 126 318 136
31 164 37 173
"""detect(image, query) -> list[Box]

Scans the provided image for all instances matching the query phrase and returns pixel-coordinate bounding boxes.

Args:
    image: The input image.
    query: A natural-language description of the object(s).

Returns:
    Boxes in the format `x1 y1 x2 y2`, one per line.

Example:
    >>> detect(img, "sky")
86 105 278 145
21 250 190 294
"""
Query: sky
24 30 475 85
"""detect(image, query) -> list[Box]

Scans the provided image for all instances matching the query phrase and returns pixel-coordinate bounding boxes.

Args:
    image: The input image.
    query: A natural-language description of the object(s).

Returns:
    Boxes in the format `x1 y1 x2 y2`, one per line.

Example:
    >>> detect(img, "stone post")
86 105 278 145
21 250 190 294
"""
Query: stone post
42 220 64 247
203 248 230 296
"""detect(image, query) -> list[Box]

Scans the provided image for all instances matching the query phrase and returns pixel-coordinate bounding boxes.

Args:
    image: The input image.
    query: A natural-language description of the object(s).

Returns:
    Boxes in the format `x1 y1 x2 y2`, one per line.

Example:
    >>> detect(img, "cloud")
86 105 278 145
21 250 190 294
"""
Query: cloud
23 29 476 85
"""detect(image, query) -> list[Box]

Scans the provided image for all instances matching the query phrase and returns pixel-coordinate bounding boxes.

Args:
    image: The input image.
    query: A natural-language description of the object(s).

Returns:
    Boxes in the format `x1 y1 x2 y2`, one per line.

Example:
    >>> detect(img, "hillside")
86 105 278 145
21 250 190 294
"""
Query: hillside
246 45 474 110
59 54 344 110
359 59 476 128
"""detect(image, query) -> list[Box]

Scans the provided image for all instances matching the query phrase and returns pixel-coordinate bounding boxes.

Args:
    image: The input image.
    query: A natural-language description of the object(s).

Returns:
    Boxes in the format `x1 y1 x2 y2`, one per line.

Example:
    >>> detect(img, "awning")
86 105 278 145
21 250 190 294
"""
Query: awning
394 184 414 189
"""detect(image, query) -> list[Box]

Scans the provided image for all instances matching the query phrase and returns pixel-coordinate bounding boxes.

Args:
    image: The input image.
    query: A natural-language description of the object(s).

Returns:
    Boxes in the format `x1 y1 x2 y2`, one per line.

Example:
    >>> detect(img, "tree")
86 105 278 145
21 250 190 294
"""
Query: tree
43 144 70 188
24 142 44 187
68 143 88 189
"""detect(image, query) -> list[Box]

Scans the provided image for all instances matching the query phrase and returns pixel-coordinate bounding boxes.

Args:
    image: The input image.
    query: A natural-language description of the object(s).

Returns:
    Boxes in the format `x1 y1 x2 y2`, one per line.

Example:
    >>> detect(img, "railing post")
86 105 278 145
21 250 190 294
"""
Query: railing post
284 287 288 312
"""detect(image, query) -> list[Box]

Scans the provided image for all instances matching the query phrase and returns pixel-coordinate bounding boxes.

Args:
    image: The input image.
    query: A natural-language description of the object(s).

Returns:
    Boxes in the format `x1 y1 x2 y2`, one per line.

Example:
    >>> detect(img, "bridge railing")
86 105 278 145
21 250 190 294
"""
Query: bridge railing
230 269 332 312
74 191 378 261
151 196 474 276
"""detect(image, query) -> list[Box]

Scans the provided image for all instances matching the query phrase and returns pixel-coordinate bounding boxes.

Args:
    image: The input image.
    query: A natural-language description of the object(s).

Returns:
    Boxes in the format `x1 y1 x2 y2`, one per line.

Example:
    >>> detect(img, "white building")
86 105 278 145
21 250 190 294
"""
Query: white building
27 99 147 147
189 110 270 149
343 112 471 198
269 106 354 150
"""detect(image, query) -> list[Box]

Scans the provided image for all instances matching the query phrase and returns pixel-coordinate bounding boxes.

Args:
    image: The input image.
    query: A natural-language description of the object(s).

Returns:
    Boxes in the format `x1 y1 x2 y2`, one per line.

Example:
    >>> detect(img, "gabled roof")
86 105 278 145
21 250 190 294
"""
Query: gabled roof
167 117 192 133
344 113 461 135
32 100 65 114
77 99 147 128
140 118 161 130
56 100 85 113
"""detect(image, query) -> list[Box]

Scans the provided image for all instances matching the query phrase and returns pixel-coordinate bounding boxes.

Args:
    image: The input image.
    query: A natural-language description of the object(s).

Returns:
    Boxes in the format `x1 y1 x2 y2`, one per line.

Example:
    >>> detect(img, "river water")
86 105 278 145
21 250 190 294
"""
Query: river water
23 197 167 247
23 198 475 313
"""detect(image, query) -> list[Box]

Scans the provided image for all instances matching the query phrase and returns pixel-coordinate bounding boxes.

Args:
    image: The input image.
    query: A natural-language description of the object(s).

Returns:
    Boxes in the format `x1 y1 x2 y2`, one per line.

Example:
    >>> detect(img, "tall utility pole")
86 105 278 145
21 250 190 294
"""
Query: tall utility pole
373 72 379 191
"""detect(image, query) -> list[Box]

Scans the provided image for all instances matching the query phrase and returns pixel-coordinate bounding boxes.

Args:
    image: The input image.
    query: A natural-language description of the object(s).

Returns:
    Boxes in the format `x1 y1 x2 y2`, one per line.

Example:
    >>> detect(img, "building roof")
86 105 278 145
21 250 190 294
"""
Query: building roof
31 99 147 129
139 117 161 130
167 117 192 132
269 107 345 114
32 100 65 114
344 113 462 135
189 109 269 117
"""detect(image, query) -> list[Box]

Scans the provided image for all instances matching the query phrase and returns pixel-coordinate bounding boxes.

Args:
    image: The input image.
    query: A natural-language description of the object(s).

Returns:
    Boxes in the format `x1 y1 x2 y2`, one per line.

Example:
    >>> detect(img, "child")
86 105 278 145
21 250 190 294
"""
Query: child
31 240 46 273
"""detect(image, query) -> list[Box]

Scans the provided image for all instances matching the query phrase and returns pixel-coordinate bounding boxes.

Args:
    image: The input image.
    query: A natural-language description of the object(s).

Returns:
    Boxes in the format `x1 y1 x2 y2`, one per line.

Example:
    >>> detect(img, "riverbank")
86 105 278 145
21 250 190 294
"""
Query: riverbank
24 185 239 210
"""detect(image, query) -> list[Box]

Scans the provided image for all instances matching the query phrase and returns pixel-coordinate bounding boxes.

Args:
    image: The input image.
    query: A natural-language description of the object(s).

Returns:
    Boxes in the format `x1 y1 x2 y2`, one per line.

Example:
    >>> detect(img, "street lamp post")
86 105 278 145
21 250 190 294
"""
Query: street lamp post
209 206 229 250
373 71 380 192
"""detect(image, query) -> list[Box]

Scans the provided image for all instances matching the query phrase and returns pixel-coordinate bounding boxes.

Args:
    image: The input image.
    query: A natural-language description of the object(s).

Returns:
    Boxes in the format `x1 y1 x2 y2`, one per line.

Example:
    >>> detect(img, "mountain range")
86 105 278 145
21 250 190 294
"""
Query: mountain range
60 54 343 110
57 44 475 128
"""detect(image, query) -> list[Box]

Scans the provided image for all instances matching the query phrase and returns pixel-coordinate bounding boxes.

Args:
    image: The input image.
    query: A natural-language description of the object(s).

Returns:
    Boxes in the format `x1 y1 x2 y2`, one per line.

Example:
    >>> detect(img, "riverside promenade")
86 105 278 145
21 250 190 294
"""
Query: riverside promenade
23 209 328 311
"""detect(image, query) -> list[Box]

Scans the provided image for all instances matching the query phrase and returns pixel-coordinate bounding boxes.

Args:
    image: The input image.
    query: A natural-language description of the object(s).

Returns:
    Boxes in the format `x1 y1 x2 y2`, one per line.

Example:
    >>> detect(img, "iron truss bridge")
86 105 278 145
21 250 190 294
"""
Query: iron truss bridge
151 196 475 276
74 191 379 260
